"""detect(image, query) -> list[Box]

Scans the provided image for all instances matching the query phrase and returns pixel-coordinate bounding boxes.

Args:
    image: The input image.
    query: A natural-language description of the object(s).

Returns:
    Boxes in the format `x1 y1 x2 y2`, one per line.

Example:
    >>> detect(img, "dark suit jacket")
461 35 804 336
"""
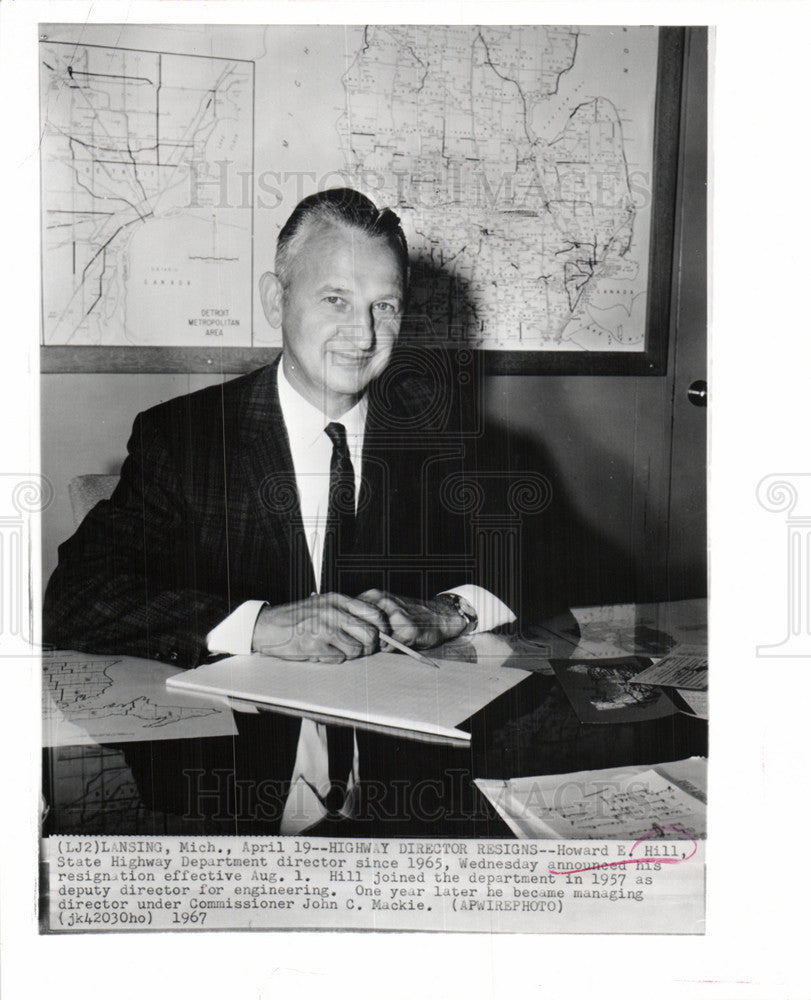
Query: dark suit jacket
43 353 518 829
43 353 490 667
43 353 585 832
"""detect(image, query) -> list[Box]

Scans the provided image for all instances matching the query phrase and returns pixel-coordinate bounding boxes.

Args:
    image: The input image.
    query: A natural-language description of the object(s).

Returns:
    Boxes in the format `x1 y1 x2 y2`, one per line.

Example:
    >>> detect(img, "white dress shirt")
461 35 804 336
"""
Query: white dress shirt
207 363 515 833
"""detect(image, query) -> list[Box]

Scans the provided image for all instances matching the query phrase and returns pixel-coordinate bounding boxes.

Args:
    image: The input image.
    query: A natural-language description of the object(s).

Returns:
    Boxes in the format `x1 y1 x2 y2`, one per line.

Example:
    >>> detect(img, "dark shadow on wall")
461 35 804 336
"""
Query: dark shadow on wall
393 255 638 616
475 413 637 619
399 253 482 348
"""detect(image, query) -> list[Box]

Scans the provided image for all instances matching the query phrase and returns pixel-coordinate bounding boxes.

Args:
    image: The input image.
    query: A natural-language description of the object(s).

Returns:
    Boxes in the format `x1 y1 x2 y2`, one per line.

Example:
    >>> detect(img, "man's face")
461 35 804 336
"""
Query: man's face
268 221 405 416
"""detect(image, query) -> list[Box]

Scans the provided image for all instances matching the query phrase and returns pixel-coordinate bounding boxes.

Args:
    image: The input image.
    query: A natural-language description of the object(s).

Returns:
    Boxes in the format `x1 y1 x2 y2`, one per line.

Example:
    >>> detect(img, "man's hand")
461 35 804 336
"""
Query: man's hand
252 593 391 663
356 589 467 650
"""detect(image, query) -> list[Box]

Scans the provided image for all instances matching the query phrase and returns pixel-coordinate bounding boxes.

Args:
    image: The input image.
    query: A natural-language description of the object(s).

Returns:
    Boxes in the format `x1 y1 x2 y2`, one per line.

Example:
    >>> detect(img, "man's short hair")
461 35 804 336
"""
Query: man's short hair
275 188 408 290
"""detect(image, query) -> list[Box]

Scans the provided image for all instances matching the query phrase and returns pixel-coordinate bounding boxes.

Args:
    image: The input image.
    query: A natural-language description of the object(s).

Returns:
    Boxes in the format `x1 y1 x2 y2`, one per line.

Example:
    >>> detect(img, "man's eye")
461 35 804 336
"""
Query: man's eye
324 296 348 309
374 302 398 314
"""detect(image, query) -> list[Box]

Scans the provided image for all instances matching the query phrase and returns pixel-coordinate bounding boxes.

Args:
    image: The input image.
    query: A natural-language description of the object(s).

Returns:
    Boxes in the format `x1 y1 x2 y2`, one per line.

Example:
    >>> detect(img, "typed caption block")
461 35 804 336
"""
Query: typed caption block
42 836 704 934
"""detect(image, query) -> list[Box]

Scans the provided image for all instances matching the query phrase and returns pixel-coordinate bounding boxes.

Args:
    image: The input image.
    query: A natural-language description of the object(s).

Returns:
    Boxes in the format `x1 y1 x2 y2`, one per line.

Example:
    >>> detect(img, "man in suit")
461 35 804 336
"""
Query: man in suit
44 188 515 833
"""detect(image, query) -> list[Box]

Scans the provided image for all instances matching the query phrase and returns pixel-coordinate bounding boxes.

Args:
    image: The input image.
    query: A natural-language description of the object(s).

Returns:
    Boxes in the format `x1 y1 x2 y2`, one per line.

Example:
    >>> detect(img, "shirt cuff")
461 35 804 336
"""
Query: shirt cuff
206 600 267 655
438 585 516 634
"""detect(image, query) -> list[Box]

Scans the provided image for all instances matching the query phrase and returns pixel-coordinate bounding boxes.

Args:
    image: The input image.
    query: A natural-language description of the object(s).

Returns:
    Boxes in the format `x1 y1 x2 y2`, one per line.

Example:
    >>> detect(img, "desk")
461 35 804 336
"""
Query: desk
42 599 707 838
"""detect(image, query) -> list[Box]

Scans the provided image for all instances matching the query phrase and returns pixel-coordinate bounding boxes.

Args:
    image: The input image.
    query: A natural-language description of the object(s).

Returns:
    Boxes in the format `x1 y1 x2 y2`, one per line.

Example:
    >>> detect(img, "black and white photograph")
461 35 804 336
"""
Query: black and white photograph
0 0 809 997
34 18 707 933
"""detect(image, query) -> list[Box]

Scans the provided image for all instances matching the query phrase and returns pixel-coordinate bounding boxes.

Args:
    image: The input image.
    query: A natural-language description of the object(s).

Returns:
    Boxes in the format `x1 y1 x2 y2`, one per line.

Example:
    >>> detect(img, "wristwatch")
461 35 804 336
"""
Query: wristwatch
436 592 479 635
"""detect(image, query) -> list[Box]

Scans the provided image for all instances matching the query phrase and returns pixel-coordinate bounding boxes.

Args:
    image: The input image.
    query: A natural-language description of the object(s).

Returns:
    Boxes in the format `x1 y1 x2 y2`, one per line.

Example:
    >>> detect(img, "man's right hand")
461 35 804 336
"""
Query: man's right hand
251 593 391 663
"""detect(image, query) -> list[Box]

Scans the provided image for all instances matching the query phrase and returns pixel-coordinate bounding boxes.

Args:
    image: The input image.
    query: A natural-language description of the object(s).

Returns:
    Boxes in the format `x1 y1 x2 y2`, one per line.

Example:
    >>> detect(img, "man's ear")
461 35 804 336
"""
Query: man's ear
258 272 284 328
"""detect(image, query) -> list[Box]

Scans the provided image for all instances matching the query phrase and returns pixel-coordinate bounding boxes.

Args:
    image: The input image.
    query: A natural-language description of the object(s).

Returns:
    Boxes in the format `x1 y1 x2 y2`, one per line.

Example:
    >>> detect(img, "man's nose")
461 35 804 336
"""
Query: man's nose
353 307 375 351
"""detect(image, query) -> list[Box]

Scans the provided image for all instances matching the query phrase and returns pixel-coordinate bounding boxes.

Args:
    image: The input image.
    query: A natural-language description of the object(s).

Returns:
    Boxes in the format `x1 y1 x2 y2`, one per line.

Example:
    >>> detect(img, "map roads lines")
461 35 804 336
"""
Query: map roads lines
340 25 658 351
39 41 254 347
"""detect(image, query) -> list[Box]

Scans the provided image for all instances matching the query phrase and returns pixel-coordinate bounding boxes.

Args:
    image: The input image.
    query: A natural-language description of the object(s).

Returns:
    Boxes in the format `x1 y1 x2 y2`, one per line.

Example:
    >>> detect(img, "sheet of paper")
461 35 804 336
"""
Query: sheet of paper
630 650 709 691
43 651 238 747
167 643 528 743
551 657 678 724
675 688 709 720
475 757 707 840
542 598 707 660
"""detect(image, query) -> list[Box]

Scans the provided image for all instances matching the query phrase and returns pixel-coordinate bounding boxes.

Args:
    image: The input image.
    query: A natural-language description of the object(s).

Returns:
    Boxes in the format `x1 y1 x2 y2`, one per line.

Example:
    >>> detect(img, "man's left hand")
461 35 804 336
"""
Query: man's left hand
356 588 467 650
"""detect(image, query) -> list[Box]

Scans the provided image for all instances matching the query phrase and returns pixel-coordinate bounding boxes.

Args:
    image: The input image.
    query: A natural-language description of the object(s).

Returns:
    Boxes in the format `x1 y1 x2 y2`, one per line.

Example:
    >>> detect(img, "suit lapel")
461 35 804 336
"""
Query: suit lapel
354 401 388 565
232 357 442 599
236 356 317 599
354 372 432 565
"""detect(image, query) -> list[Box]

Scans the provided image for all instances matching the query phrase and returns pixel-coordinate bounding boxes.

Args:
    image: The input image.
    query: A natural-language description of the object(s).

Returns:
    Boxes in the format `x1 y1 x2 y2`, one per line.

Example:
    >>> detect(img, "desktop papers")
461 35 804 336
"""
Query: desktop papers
475 757 707 840
167 642 528 744
541 599 708 660
43 650 238 747
551 657 678 724
629 650 709 691
674 688 708 719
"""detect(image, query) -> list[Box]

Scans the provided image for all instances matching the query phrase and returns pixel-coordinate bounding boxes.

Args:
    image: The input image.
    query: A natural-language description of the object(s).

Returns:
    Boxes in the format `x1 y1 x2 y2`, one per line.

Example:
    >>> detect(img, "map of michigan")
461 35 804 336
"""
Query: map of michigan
339 25 657 350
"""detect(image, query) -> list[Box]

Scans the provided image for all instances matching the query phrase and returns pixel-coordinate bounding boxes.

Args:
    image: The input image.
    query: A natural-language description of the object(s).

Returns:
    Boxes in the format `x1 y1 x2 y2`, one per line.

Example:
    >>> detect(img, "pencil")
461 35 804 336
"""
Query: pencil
379 632 439 668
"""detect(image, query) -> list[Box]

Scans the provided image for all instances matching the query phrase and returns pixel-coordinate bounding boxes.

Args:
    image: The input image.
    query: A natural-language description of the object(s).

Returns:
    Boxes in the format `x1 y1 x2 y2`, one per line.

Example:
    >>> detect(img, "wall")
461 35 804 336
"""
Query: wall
484 373 677 601
40 363 699 605
40 31 707 604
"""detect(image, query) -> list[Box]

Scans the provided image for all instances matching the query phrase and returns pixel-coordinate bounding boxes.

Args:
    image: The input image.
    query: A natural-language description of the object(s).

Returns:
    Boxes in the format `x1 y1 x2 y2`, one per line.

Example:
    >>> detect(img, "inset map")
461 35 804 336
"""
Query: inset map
40 42 254 346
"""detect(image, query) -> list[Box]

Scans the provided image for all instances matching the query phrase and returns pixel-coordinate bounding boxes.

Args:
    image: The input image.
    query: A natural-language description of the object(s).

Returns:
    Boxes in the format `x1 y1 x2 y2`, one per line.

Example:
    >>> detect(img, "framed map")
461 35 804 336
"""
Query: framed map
341 26 681 376
39 25 683 375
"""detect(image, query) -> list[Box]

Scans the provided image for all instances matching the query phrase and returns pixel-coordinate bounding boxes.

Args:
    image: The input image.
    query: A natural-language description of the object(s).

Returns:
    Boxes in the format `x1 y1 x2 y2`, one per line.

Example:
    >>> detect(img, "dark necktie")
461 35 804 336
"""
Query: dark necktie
322 421 356 816
321 421 356 592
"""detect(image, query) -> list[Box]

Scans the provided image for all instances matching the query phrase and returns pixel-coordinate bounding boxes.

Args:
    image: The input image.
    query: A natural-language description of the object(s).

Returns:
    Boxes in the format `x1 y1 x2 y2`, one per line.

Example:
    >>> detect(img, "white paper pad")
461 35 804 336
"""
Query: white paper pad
167 645 528 745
